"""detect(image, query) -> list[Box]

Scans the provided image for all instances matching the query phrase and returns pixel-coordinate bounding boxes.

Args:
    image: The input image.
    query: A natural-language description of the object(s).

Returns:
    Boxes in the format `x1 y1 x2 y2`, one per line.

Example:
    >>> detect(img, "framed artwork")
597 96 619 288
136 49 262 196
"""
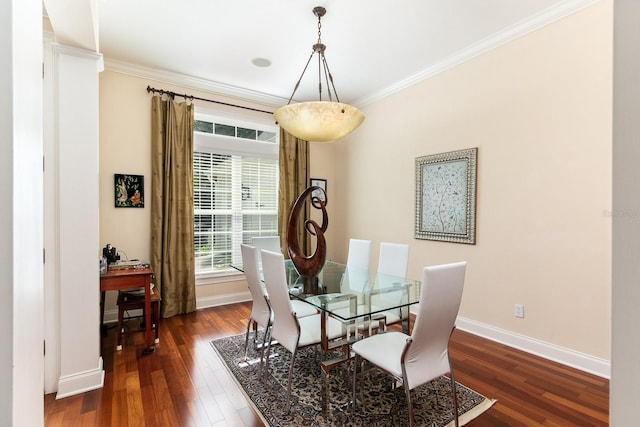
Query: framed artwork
114 174 145 208
415 148 477 244
310 178 327 205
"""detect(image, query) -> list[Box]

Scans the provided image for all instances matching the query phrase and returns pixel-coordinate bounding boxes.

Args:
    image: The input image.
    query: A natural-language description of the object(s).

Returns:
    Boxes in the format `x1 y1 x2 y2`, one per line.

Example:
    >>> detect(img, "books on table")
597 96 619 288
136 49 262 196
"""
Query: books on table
108 260 151 271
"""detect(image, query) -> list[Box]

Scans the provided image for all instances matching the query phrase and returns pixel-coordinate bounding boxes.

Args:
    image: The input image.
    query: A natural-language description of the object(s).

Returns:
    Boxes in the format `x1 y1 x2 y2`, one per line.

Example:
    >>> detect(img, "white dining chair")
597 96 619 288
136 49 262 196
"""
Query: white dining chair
377 242 409 278
240 244 272 365
352 261 467 427
261 249 345 412
331 267 372 332
327 239 375 335
243 242 317 326
341 238 372 313
251 236 281 254
342 242 409 334
372 242 410 329
346 238 372 271
329 240 371 323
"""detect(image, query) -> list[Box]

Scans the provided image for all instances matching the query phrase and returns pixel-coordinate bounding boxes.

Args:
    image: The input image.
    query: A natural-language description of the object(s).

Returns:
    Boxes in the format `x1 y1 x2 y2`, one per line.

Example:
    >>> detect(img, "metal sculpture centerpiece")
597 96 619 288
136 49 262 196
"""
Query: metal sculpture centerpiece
286 186 328 290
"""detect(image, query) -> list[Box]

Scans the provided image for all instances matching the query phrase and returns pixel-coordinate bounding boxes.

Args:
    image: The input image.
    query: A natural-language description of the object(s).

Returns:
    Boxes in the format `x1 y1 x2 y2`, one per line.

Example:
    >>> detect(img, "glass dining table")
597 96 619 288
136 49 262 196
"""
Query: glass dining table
234 257 421 414
234 258 421 369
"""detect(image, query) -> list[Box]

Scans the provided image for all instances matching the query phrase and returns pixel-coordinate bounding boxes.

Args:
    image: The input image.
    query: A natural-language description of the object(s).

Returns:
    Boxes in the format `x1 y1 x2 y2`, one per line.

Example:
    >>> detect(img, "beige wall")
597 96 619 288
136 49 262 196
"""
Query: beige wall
331 2 612 359
99 1 612 359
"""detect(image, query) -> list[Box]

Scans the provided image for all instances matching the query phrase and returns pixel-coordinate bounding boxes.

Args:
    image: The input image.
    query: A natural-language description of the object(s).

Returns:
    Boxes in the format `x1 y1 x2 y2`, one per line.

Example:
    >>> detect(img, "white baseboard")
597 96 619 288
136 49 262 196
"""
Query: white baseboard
196 291 251 310
455 316 610 379
56 357 105 399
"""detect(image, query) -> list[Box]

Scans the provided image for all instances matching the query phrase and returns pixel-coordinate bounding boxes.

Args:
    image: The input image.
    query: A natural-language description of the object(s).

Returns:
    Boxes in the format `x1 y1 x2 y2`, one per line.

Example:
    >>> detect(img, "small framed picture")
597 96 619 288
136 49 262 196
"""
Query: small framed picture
114 174 145 208
310 178 327 205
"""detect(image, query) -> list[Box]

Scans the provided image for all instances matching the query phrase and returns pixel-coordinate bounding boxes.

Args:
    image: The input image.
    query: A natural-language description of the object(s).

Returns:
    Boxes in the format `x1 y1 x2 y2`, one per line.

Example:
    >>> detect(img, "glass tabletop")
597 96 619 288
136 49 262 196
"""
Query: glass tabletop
286 260 420 321
234 260 421 322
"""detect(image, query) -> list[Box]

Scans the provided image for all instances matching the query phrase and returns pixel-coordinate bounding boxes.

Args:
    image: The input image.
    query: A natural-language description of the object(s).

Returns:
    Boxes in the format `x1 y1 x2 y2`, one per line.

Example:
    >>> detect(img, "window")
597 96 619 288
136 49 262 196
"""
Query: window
193 113 279 277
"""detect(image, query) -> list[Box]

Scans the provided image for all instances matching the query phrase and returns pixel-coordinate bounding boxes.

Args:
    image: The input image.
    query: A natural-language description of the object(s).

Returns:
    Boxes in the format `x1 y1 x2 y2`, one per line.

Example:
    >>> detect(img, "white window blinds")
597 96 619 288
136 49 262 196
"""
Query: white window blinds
193 113 278 276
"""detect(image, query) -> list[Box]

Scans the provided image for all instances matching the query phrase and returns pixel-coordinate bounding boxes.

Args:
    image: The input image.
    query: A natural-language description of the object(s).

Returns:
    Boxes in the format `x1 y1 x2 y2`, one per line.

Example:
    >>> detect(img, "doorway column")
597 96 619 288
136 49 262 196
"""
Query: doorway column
50 42 104 398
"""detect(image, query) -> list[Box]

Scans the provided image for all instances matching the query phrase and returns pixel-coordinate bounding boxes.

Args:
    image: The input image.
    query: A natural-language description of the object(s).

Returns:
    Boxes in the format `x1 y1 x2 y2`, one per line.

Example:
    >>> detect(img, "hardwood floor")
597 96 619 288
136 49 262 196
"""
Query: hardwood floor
44 302 609 426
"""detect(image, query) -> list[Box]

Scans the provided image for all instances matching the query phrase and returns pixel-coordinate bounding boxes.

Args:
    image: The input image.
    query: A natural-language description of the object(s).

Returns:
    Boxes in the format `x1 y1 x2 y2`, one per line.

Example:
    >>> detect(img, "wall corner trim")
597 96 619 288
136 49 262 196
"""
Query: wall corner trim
55 358 105 399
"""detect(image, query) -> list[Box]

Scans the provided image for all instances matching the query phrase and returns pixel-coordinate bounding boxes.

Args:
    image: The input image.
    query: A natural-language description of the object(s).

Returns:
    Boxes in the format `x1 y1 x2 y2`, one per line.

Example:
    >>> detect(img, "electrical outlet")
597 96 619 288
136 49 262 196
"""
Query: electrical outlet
514 304 524 318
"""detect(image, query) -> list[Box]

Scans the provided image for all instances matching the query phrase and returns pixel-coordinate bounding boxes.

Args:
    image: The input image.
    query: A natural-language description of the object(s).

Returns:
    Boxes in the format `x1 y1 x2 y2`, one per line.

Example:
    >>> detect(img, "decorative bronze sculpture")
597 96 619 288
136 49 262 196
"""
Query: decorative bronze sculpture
286 186 328 279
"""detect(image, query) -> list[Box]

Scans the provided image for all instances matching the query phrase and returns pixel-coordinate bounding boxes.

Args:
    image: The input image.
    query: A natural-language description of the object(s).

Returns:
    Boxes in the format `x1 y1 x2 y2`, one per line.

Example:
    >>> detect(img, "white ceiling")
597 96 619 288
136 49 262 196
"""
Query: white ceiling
97 0 596 107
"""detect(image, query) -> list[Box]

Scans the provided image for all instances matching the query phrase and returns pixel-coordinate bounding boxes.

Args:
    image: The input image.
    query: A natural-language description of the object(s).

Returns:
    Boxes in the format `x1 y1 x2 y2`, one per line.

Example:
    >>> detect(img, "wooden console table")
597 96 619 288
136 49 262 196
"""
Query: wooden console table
100 267 155 354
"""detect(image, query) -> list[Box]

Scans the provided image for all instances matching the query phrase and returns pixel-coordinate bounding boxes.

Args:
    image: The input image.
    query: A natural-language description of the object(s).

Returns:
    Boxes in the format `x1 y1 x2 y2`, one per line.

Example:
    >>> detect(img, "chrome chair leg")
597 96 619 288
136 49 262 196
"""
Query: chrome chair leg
285 348 297 413
351 353 358 414
263 330 274 380
243 318 253 360
252 321 258 348
448 354 460 427
403 379 415 427
258 320 271 371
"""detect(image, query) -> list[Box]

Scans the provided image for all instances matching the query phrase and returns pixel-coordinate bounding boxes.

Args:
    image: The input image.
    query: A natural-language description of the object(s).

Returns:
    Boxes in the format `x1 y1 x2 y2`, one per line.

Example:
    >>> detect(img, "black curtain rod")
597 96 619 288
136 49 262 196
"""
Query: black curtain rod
146 85 274 116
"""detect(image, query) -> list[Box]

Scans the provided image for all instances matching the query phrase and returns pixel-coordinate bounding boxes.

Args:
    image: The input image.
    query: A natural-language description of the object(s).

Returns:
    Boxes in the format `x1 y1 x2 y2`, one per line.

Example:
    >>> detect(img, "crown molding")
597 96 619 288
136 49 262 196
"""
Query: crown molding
354 0 601 107
103 58 286 108
103 0 600 109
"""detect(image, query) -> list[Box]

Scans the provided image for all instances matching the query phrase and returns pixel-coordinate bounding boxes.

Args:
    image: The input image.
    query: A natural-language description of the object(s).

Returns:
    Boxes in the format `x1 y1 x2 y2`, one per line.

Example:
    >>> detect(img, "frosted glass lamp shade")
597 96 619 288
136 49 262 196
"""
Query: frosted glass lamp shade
274 101 365 142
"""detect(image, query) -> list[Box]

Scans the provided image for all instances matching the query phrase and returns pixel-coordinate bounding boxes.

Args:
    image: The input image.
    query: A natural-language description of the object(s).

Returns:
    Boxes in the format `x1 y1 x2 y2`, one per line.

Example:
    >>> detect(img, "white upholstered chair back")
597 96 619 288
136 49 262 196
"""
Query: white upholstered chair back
371 242 410 327
261 249 300 354
240 244 271 329
405 261 466 390
346 238 371 270
377 242 409 285
251 236 280 254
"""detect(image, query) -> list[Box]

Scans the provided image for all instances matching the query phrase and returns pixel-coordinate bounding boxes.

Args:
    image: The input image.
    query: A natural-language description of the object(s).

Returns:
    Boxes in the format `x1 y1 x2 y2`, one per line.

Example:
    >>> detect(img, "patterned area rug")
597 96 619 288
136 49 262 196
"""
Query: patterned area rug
211 333 495 427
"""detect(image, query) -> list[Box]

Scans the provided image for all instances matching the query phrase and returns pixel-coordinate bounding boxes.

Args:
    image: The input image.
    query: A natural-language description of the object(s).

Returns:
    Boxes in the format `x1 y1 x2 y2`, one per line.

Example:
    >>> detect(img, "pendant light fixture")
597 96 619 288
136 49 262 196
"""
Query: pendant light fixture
273 6 365 143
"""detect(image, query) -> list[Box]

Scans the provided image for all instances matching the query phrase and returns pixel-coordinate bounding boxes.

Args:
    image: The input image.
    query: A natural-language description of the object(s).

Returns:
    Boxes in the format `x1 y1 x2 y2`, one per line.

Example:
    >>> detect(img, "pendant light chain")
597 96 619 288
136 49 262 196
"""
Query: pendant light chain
284 6 342 105
317 13 323 101
317 13 337 103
